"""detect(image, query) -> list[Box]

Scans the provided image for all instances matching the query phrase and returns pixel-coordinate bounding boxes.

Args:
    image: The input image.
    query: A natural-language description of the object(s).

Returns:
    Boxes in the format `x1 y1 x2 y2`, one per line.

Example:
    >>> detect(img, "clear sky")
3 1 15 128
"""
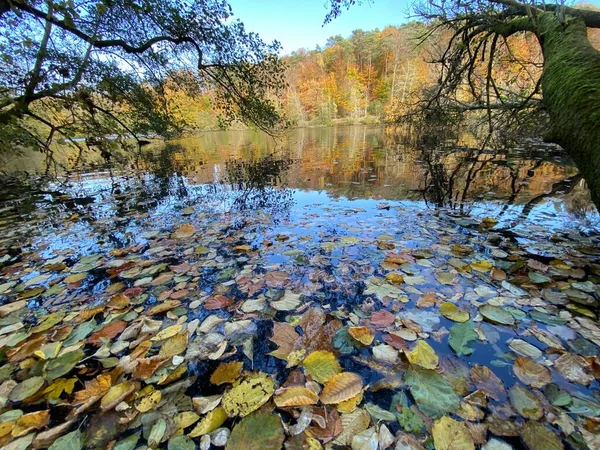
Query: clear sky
228 0 600 54
228 0 411 54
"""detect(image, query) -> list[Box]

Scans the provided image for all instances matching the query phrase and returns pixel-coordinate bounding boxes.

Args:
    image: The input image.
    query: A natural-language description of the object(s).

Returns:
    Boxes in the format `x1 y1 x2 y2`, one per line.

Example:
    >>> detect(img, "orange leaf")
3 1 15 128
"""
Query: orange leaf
320 372 363 404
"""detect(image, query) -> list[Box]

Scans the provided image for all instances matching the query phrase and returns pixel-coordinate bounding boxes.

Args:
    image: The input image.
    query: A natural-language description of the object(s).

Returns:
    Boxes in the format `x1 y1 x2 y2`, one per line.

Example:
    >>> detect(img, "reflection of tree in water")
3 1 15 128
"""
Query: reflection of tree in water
386 115 595 221
221 154 295 219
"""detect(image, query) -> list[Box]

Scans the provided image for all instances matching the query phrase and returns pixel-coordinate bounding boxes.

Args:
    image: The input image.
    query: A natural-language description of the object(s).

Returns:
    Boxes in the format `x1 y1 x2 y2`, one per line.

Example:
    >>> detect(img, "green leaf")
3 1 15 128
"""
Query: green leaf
479 304 515 326
112 432 140 450
226 411 284 450
63 320 96 347
45 350 84 380
168 435 195 450
520 422 563 450
364 403 396 421
404 366 460 419
396 406 425 433
448 321 478 355
48 430 82 450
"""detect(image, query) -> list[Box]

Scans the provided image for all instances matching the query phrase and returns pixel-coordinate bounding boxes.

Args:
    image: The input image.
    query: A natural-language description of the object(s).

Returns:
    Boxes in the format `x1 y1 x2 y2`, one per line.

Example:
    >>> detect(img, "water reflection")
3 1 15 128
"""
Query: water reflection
1 125 598 239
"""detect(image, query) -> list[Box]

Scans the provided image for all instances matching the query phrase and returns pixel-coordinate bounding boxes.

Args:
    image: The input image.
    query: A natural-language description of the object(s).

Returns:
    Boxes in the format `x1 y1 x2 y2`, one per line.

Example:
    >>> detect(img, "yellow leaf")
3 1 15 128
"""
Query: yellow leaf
100 381 136 410
73 374 112 404
107 293 130 309
210 361 243 385
481 217 498 227
233 245 252 252
172 223 195 239
470 260 493 273
34 342 62 360
320 372 363 404
385 273 404 284
439 303 469 323
174 411 200 429
336 391 363 413
222 373 274 417
12 410 50 437
273 386 319 407
286 349 306 368
302 350 342 383
158 331 188 358
64 273 87 284
135 389 162 413
406 340 438 370
189 407 227 437
432 416 475 450
151 324 183 341
348 327 374 346
43 378 77 400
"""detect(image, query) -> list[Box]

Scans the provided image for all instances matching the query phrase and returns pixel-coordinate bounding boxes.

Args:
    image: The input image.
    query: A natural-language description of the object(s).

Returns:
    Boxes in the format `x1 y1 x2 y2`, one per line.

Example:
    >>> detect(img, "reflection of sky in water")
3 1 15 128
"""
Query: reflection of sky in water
2 125 599 264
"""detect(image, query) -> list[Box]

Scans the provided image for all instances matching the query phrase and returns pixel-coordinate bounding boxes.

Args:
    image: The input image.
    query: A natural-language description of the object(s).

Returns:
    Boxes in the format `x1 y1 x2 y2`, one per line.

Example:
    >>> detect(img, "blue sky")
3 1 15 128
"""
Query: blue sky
228 0 410 54
228 0 600 54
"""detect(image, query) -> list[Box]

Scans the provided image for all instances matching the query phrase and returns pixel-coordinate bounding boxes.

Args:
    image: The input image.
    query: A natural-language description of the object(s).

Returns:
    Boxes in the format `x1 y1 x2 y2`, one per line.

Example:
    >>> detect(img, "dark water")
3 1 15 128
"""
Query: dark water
0 125 599 449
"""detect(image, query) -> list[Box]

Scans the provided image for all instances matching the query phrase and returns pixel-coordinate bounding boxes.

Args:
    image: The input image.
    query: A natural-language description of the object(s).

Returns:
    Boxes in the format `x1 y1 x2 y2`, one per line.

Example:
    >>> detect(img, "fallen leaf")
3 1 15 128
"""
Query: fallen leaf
320 372 363 404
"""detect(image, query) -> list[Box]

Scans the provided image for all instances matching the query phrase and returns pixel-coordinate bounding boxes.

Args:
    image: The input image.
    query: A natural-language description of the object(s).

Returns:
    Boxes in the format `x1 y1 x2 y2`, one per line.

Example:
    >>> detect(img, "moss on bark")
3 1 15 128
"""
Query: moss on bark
538 12 600 206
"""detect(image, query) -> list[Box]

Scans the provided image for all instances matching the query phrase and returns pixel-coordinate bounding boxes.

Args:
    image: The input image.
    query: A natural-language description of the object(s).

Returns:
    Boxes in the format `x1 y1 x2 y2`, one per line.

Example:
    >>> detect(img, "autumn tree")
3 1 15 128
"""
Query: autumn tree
0 0 285 166
327 0 600 206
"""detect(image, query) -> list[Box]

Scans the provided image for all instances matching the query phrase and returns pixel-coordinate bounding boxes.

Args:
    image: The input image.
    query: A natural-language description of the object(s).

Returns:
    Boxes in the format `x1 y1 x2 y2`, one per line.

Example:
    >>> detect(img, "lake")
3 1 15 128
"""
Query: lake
0 125 598 449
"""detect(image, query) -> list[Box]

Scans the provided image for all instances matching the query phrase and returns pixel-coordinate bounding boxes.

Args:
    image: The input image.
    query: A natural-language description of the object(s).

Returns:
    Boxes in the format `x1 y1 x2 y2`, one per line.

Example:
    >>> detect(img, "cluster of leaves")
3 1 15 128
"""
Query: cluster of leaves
0 156 598 450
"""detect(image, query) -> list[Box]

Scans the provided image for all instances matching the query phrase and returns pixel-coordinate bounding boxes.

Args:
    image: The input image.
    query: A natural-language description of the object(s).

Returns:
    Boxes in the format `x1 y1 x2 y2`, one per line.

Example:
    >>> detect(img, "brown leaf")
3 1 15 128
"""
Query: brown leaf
309 407 342 443
269 322 300 360
204 294 233 310
320 372 363 404
513 357 552 388
88 320 127 345
370 310 396 327
72 374 112 405
274 386 319 407
470 365 506 401
172 223 195 239
146 300 181 316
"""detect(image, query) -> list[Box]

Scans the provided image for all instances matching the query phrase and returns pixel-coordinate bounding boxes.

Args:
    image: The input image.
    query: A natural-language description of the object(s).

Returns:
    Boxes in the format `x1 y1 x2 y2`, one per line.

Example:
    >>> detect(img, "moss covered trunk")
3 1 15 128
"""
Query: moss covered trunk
539 14 600 207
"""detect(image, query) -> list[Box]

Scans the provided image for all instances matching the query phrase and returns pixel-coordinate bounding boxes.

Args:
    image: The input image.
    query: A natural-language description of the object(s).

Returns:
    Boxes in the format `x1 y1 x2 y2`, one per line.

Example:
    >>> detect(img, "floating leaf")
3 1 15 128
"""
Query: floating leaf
9 377 44 402
222 373 274 417
479 304 515 326
509 384 543 420
364 403 396 421
348 327 374 346
404 366 460 419
406 340 438 369
151 324 183 341
135 389 162 413
273 386 319 407
168 435 195 450
45 349 84 380
210 361 244 385
226 411 284 450
554 353 594 385
520 421 563 450
172 223 195 239
448 321 478 356
439 302 469 322
303 350 342 383
432 416 475 450
320 372 363 404
470 365 506 401
189 407 227 437
100 381 136 411
48 429 81 450
513 357 551 388
271 291 302 311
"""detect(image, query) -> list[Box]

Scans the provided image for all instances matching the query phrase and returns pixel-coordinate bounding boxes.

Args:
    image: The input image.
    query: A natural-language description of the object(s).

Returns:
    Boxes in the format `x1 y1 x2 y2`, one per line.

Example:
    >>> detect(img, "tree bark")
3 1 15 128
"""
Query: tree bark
537 13 600 206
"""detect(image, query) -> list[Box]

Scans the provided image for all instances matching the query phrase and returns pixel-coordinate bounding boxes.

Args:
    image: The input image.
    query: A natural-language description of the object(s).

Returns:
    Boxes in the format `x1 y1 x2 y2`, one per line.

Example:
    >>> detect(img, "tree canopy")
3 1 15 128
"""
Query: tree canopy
0 0 286 166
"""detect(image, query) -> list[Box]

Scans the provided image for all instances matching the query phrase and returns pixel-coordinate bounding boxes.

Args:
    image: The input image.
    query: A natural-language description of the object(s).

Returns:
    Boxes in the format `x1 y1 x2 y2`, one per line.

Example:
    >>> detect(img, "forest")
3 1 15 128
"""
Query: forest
164 19 599 129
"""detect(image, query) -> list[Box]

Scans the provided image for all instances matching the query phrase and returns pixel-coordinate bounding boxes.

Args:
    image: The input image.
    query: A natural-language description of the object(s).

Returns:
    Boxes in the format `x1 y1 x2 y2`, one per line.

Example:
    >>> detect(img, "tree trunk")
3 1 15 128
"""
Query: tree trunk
538 13 600 207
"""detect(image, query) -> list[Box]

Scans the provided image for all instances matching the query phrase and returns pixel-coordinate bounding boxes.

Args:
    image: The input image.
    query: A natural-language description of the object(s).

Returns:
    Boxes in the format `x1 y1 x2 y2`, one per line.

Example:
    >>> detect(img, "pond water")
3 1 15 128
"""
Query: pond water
0 125 599 449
